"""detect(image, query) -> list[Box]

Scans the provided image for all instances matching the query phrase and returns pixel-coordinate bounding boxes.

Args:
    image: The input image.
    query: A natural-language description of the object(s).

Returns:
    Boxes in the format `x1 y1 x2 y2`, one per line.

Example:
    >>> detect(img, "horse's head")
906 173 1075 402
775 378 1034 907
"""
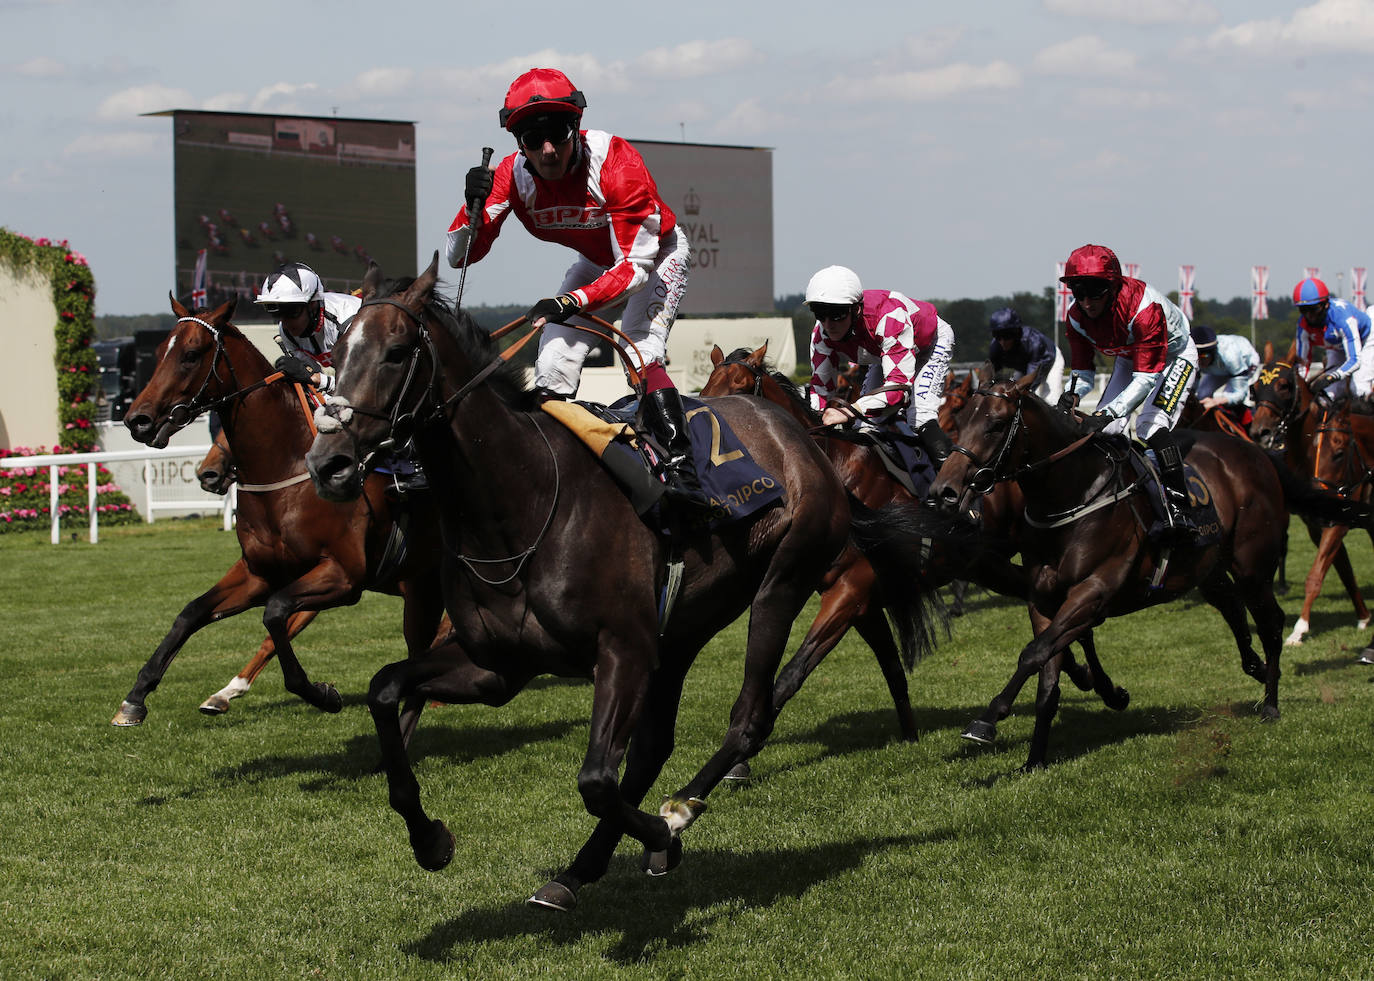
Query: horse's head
937 370 976 440
124 296 244 447
701 342 769 398
1312 402 1369 498
930 373 1042 517
1249 358 1306 450
196 435 236 495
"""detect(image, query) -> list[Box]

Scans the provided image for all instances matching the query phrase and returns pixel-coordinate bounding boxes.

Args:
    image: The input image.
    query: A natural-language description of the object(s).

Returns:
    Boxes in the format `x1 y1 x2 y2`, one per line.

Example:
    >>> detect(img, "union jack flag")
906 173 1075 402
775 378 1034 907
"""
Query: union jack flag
1055 262 1071 322
1251 265 1269 321
1178 265 1195 320
1353 267 1367 308
191 249 208 308
1304 266 1320 281
1125 263 1140 279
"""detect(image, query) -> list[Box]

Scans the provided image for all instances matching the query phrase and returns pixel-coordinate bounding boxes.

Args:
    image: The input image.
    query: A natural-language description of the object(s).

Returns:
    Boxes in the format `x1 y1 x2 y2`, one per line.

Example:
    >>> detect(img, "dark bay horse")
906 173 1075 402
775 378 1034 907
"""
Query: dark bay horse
305 256 934 911
702 345 1130 729
930 375 1292 769
1249 355 1372 647
114 296 447 732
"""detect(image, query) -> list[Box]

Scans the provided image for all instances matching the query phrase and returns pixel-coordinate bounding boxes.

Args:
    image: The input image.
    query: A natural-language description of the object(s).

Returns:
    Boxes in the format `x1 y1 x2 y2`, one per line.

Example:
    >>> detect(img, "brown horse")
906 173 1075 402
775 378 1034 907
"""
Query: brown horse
305 256 940 911
930 375 1294 769
1249 355 1372 648
113 296 447 735
702 345 1130 728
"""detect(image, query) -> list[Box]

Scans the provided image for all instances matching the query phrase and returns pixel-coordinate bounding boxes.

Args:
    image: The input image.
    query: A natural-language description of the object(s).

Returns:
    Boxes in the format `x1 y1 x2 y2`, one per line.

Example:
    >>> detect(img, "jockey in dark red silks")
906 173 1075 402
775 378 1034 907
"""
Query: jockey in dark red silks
446 67 705 510
1057 243 1201 539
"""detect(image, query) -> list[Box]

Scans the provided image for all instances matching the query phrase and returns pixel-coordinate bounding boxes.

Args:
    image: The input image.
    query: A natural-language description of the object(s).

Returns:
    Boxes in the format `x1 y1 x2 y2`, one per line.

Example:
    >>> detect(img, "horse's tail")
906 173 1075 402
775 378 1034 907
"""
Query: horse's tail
1261 447 1374 529
847 496 965 671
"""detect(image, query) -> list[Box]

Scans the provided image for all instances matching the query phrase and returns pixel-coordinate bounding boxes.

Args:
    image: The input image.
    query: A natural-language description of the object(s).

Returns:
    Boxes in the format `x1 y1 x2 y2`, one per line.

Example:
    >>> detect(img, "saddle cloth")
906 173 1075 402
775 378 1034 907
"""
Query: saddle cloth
540 396 784 529
1123 444 1223 547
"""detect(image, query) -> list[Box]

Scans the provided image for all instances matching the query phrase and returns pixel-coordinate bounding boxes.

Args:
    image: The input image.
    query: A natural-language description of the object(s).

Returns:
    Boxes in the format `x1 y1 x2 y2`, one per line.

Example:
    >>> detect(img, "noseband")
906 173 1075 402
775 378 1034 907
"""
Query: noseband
948 389 1023 495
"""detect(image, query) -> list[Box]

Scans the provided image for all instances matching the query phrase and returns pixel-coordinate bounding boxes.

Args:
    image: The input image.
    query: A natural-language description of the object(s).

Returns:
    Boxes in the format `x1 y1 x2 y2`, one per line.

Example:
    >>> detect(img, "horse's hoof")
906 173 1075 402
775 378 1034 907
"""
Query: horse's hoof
659 795 707 834
961 719 997 745
1106 687 1130 711
1259 704 1281 722
316 683 343 714
111 701 147 727
198 695 231 716
642 836 684 877
527 880 577 912
1356 648 1374 665
723 761 751 782
411 819 455 872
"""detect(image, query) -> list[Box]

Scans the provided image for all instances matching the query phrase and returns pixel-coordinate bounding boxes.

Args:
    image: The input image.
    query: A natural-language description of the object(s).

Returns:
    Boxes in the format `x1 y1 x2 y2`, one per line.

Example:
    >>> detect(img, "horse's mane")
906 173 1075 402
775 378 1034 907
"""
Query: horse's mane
721 347 821 425
371 276 536 412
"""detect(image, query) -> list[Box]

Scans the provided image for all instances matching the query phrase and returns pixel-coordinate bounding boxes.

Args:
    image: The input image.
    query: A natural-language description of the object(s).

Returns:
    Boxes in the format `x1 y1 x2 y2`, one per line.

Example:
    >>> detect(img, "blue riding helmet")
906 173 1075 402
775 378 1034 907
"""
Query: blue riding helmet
1190 323 1217 350
989 307 1022 334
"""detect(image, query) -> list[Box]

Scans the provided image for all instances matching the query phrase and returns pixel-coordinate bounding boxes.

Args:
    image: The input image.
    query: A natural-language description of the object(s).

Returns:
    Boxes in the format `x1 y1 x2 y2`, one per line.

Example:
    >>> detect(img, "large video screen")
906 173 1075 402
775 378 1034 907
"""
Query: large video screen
631 141 773 316
161 110 416 307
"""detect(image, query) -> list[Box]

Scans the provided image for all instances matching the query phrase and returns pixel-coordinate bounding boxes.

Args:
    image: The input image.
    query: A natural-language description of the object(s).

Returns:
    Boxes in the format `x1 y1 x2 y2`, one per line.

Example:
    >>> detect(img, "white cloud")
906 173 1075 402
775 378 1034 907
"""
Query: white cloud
1073 87 1181 111
634 38 758 77
352 68 415 98
97 84 191 120
62 130 164 158
202 92 248 112
1044 0 1219 25
1203 0 1374 55
824 61 1022 102
901 27 968 64
1033 35 1139 75
249 81 321 112
6 56 65 78
711 97 790 138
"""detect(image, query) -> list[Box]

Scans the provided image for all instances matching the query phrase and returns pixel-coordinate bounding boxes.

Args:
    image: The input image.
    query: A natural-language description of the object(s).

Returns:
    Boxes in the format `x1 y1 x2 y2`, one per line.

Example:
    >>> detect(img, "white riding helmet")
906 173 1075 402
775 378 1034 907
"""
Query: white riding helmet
805 265 863 306
256 262 324 305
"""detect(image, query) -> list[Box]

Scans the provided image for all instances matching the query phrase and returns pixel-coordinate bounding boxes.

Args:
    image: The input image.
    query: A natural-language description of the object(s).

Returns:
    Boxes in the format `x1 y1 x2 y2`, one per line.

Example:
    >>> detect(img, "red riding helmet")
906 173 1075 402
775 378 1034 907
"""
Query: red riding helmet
500 68 587 131
1292 277 1330 306
1059 244 1123 283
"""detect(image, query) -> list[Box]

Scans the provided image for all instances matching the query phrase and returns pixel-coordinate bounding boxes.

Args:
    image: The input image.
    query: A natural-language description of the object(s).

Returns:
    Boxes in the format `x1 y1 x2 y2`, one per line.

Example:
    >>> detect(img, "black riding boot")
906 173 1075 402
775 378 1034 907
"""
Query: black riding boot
643 388 710 510
916 419 954 468
1148 429 1197 541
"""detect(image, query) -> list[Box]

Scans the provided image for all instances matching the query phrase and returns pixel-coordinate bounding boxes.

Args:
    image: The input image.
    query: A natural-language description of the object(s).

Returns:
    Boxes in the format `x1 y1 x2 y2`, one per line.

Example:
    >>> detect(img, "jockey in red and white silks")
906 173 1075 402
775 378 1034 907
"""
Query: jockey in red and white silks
1064 273 1198 442
809 290 953 428
447 128 688 398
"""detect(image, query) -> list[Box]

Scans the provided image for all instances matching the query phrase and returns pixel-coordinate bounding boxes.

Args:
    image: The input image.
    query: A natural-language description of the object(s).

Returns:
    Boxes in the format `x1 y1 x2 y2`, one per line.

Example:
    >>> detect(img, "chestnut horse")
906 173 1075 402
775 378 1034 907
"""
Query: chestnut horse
114 296 447 734
1249 354 1372 648
930 376 1293 769
702 345 1130 730
305 256 940 911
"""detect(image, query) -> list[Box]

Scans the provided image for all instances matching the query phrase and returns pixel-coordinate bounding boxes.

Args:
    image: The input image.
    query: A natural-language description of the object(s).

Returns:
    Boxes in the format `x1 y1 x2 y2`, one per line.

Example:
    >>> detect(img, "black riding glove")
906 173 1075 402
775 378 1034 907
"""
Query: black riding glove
917 419 954 466
1082 411 1114 433
526 293 582 326
274 355 315 386
1056 391 1078 413
1309 372 1335 393
464 165 494 213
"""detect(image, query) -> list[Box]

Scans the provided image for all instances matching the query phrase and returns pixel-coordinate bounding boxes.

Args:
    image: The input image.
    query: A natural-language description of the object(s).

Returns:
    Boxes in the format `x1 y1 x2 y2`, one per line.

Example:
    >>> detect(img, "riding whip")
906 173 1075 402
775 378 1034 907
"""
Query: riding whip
454 146 493 314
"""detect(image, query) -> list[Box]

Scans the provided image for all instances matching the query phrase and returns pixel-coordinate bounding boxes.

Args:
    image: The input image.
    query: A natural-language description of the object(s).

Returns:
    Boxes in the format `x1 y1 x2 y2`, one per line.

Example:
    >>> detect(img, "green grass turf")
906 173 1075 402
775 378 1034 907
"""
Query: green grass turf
0 518 1371 979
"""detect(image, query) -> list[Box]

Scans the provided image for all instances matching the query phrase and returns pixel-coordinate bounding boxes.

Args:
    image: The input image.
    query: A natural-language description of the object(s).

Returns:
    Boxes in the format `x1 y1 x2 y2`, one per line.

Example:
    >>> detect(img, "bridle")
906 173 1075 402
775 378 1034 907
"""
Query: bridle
947 388 1027 496
1251 361 1304 450
1312 409 1374 500
161 316 255 429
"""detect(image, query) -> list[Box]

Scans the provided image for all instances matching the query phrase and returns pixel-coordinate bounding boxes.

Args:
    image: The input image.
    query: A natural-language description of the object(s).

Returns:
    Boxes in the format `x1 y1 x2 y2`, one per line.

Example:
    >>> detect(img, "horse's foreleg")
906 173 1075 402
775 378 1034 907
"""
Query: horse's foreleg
1076 630 1129 711
113 559 271 726
1288 526 1349 645
260 564 365 713
395 580 450 748
1228 568 1286 721
1199 568 1271 693
1023 653 1065 770
199 610 318 715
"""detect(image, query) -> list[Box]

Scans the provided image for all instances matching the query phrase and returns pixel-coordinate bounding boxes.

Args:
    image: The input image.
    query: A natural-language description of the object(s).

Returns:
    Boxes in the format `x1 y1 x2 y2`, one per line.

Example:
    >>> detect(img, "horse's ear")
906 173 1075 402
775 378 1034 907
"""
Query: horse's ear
403 251 440 306
361 261 383 301
748 342 768 366
1011 371 1038 398
1284 340 1298 362
209 297 236 324
1262 340 1273 362
710 344 724 366
959 372 973 394
170 292 190 318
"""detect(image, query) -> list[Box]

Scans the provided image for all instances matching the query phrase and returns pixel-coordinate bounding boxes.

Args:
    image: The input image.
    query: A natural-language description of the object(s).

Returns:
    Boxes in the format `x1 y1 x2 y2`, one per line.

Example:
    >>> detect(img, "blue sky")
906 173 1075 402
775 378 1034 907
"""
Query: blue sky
3 0 1373 314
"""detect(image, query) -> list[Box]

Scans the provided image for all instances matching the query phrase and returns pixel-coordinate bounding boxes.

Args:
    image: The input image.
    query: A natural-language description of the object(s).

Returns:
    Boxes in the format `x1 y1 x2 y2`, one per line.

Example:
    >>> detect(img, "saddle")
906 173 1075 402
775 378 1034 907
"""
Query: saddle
540 396 784 532
823 419 939 499
1117 436 1222 548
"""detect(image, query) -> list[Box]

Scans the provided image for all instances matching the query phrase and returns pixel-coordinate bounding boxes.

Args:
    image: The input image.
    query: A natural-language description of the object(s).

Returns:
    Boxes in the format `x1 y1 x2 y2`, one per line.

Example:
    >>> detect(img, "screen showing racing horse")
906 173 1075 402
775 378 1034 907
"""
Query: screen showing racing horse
157 109 417 307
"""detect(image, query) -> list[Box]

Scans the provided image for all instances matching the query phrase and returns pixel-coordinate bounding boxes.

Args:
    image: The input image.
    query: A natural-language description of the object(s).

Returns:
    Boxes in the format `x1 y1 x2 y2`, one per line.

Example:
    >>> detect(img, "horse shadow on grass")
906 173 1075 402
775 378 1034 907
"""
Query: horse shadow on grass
402 829 954 966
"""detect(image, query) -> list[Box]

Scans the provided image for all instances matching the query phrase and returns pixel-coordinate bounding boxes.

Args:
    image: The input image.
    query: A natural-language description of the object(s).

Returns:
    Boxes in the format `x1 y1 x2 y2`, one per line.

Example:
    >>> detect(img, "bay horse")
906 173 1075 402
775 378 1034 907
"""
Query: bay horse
305 255 937 911
929 374 1292 769
114 296 447 736
1249 355 1372 648
702 345 1131 731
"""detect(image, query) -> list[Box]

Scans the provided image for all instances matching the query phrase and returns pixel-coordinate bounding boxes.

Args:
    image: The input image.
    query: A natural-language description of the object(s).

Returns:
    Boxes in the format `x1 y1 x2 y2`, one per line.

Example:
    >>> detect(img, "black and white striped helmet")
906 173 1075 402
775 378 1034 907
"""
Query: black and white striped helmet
256 262 323 305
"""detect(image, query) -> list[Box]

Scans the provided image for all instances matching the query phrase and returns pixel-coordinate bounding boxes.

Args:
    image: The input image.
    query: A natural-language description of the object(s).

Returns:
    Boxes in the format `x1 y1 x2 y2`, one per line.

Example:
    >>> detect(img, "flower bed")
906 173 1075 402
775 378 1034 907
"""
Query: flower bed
0 445 140 533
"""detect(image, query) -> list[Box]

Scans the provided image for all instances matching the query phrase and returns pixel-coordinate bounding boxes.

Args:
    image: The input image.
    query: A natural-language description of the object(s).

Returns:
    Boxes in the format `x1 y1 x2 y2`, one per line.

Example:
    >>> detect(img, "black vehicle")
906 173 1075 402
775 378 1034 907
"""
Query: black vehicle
93 337 137 423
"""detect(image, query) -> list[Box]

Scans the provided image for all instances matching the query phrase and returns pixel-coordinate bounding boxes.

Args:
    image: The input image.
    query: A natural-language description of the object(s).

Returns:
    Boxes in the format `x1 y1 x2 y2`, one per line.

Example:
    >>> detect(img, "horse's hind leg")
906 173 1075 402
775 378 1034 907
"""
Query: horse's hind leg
113 559 272 726
1287 525 1350 645
1075 630 1130 711
1198 569 1274 705
1024 653 1065 770
1234 571 1286 721
199 610 318 715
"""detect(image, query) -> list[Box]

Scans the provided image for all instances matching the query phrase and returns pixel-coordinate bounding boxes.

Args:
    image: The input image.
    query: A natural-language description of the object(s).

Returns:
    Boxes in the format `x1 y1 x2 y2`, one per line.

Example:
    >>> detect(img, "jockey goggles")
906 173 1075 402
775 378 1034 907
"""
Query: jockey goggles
810 303 852 323
516 115 578 152
1067 279 1113 302
264 302 308 319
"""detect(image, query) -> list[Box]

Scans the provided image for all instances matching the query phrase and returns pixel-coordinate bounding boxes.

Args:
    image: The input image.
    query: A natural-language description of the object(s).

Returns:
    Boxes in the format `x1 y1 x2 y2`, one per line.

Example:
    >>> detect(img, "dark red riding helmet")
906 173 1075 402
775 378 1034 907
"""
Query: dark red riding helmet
500 68 587 131
1059 244 1123 283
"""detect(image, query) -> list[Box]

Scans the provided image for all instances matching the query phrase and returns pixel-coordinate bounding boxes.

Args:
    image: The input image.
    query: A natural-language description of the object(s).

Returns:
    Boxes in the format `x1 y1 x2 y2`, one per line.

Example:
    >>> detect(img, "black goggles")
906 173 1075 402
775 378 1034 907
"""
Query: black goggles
810 304 852 323
1068 280 1112 302
516 117 578 152
264 302 307 318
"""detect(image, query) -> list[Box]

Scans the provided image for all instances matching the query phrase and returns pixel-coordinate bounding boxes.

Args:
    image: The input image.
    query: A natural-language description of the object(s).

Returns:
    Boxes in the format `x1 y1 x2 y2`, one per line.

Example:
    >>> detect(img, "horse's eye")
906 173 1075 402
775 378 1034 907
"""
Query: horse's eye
383 345 409 365
180 346 204 365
